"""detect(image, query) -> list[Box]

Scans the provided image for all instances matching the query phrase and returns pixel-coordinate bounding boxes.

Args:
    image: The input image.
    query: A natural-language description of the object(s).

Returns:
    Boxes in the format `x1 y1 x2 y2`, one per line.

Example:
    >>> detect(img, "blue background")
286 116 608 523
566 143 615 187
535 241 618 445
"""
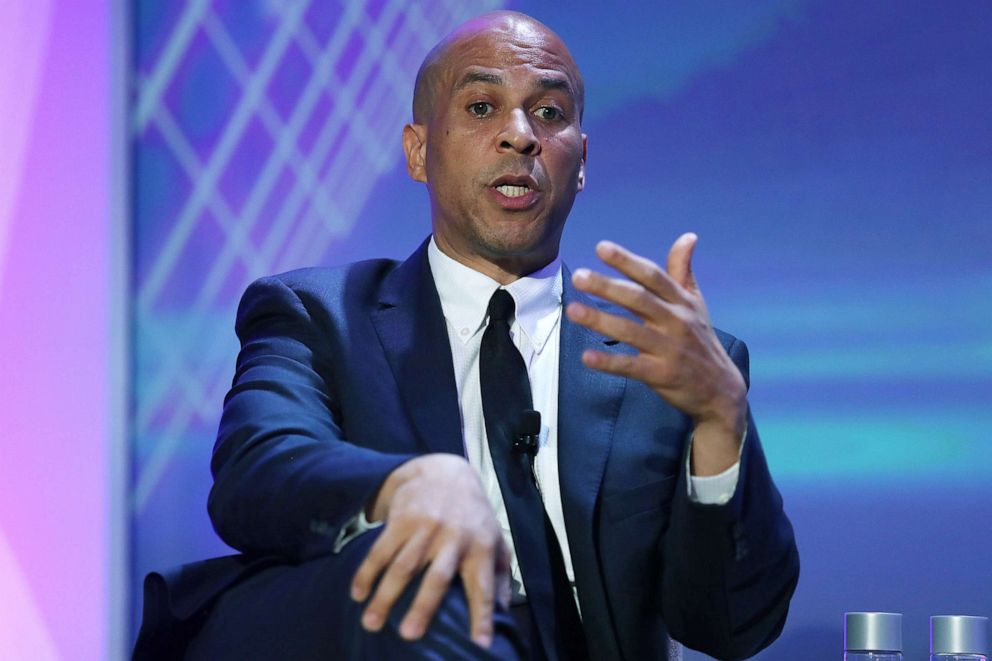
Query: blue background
131 1 991 657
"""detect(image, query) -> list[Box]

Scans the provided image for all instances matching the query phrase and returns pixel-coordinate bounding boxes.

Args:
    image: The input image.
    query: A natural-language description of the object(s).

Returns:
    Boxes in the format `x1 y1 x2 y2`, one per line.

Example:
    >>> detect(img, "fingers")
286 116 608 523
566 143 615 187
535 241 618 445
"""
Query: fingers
565 300 666 353
401 535 501 647
571 267 670 321
398 542 461 641
593 240 686 303
351 526 403 603
580 348 661 384
460 543 497 648
352 527 502 648
666 232 699 293
354 527 431 632
570 236 704 342
349 455 502 648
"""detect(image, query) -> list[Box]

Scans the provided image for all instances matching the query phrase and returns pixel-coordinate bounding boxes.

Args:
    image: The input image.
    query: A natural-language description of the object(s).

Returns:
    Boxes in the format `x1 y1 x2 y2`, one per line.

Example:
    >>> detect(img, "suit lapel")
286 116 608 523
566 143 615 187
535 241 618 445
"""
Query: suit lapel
557 267 627 657
558 266 626 536
370 239 464 456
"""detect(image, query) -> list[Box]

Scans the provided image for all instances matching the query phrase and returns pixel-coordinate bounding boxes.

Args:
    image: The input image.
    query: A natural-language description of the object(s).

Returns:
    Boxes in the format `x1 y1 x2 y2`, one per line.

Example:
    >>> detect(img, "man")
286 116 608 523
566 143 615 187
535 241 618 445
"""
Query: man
135 10 798 661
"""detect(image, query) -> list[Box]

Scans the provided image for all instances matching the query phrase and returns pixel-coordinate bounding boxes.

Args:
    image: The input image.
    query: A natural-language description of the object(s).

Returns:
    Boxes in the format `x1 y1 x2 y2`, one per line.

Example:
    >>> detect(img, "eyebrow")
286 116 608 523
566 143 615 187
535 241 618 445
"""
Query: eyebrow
536 77 573 95
454 71 502 91
453 71 575 97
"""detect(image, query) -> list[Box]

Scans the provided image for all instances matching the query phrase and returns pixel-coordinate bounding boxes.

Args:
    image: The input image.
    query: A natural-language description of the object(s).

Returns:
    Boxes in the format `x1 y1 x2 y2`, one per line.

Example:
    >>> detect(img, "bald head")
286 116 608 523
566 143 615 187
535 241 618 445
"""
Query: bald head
412 11 584 125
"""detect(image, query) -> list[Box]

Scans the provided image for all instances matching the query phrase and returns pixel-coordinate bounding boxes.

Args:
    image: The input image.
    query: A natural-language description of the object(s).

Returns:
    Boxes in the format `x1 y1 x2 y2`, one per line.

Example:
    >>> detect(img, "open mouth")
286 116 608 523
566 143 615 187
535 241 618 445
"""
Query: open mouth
489 174 541 207
494 184 532 198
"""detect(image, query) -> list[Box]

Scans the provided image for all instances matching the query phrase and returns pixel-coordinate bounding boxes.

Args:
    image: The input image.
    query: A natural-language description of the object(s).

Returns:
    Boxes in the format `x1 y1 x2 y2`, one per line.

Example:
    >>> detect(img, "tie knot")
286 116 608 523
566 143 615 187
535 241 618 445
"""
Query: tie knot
487 289 516 323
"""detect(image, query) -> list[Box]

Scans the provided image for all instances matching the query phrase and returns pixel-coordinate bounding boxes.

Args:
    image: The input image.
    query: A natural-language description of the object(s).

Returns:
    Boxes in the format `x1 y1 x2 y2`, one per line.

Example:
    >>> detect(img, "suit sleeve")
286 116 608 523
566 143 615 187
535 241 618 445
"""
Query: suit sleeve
207 276 416 561
661 338 800 660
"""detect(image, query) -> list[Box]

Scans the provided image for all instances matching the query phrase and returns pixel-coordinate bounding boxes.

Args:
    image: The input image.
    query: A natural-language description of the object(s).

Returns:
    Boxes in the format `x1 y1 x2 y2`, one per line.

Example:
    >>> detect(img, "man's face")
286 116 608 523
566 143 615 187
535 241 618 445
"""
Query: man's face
404 18 587 277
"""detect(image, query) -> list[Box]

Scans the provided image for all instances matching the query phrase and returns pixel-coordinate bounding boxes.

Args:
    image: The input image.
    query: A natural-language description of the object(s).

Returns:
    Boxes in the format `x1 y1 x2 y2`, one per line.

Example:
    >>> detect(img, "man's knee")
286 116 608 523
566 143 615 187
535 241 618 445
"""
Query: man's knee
342 528 526 658
186 530 524 659
354 568 525 660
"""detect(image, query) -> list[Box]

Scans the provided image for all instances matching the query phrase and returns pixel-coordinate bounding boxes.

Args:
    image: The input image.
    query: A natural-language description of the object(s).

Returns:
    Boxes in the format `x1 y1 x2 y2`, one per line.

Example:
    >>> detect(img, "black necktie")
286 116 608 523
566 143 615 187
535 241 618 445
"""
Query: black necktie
479 289 587 661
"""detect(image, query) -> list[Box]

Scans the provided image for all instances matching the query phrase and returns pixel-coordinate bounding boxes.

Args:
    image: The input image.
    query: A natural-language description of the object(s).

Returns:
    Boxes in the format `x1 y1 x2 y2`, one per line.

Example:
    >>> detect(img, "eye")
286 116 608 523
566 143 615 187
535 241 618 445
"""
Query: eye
468 101 493 117
536 106 563 122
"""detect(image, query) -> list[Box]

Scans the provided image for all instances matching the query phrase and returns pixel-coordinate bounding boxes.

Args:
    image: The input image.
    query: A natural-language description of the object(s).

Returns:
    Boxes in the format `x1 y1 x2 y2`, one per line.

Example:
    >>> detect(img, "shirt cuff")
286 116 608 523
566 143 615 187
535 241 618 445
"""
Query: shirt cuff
685 428 747 506
333 508 384 553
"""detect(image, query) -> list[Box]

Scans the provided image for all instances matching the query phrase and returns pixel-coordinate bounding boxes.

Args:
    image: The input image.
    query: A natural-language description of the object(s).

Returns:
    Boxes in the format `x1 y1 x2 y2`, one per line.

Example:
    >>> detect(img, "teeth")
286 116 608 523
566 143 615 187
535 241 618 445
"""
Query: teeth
495 184 530 198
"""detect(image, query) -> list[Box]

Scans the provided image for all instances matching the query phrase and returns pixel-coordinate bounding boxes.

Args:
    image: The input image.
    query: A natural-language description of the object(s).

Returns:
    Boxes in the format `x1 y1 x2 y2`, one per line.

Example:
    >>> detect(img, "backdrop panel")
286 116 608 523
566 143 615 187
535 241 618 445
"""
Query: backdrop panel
0 1 123 659
130 1 992 657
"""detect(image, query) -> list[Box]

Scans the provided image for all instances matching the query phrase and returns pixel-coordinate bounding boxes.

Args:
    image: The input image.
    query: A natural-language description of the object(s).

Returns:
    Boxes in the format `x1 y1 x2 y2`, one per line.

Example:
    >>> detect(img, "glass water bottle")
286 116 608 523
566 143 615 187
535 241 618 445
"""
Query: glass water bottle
845 612 903 660
931 615 989 661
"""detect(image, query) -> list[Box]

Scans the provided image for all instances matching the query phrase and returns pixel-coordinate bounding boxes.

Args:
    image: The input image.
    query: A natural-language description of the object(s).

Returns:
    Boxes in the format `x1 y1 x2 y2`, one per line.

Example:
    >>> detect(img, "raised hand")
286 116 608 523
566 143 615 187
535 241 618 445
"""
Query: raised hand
350 453 512 648
565 233 746 475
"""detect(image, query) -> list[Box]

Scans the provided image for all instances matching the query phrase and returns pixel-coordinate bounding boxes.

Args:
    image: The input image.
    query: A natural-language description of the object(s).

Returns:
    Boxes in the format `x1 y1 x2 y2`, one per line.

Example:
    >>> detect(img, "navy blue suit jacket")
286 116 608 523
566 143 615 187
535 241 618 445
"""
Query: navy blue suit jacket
147 240 798 660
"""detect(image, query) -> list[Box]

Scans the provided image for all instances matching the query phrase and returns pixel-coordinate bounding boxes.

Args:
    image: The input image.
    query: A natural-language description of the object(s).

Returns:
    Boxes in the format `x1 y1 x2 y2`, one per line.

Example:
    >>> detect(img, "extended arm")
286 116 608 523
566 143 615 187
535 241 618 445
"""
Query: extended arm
208 276 415 560
208 274 511 647
566 236 798 659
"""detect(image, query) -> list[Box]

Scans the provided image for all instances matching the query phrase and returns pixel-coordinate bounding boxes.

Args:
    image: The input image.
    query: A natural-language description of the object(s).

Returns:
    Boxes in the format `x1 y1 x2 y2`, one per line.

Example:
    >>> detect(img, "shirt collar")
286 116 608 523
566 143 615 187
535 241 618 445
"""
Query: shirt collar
427 236 562 350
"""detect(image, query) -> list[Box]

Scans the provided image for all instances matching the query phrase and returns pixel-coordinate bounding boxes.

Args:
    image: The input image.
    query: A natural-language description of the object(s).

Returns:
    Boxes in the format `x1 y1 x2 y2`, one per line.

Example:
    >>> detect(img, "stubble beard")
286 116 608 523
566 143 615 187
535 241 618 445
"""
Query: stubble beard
465 206 564 273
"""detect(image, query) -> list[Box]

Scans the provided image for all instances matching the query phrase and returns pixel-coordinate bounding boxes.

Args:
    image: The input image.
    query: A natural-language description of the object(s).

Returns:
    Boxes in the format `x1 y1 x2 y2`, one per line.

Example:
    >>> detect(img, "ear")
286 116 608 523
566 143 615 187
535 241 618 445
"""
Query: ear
402 123 428 183
577 133 588 192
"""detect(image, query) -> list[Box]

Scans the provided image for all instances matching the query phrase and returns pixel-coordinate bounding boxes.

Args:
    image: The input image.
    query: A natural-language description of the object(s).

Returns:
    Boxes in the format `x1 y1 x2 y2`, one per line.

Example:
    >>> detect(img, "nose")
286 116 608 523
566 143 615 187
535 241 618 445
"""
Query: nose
497 109 540 156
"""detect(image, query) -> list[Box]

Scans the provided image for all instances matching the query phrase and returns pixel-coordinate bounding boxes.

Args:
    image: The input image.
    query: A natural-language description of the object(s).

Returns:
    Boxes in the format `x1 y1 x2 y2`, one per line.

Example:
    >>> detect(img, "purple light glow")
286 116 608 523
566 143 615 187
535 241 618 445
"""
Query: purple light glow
0 1 115 658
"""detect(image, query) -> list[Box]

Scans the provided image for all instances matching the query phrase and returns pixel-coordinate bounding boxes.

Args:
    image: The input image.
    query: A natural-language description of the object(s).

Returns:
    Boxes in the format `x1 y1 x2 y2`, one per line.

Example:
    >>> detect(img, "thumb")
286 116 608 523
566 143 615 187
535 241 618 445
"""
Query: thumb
666 232 699 293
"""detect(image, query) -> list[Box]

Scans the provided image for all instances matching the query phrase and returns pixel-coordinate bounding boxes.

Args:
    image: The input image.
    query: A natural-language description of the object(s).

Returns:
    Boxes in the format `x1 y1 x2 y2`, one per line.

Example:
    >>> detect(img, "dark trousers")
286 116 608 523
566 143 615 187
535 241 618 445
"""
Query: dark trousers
182 528 529 660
